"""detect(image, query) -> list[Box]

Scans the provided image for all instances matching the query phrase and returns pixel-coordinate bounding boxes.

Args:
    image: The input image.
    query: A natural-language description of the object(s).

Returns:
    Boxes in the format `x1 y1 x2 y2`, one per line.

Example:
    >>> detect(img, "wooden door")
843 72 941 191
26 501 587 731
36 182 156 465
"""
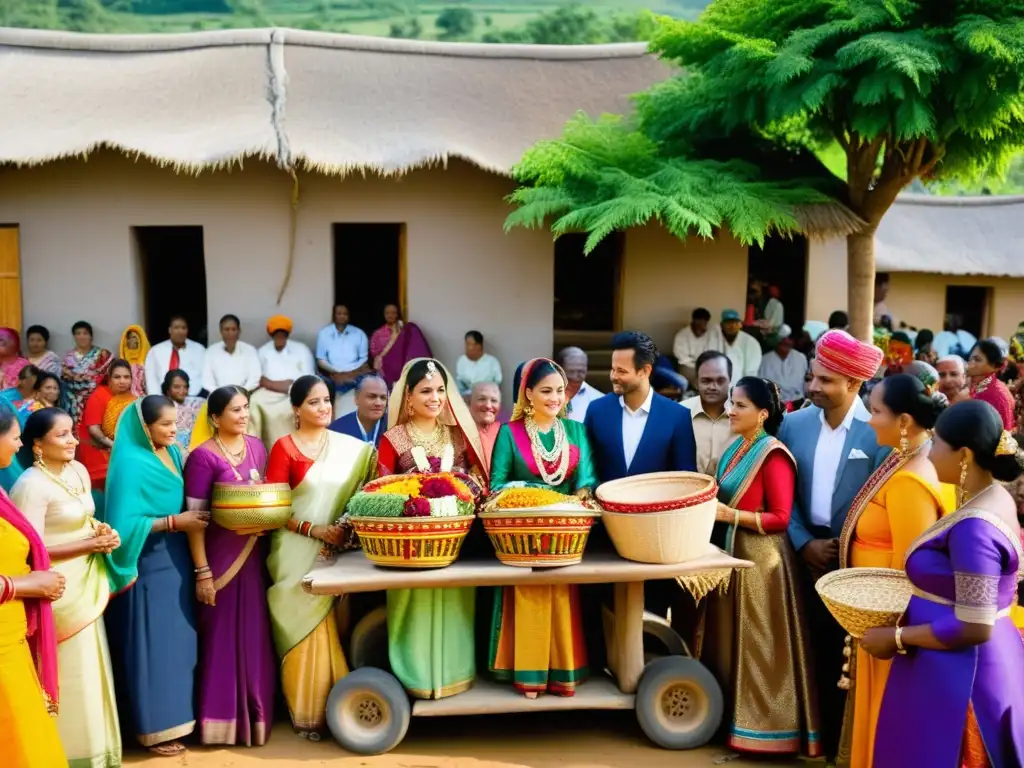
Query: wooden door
0 228 21 331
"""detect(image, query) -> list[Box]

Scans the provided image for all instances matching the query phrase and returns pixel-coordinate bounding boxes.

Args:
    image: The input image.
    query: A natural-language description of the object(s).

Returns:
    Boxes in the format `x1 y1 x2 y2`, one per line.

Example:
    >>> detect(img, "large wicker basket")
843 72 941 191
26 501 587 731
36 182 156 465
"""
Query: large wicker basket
480 507 600 567
815 568 911 638
595 472 718 564
211 482 292 534
349 515 475 569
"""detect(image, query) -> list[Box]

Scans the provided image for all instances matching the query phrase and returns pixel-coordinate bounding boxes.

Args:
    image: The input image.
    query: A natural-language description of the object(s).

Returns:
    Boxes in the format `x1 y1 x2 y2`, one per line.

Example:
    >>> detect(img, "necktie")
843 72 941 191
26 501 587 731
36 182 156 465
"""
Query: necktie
169 347 180 372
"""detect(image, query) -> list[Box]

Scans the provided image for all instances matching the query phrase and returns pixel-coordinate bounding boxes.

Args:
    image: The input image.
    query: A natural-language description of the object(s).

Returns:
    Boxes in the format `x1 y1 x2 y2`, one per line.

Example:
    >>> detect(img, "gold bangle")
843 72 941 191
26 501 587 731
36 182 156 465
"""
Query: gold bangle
755 511 765 535
894 626 908 655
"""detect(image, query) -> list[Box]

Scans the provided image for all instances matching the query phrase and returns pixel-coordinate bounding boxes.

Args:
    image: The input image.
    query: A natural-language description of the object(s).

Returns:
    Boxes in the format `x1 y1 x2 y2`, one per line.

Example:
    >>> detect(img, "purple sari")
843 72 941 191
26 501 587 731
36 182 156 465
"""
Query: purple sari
183 436 277 746
874 508 1024 767
370 322 432 389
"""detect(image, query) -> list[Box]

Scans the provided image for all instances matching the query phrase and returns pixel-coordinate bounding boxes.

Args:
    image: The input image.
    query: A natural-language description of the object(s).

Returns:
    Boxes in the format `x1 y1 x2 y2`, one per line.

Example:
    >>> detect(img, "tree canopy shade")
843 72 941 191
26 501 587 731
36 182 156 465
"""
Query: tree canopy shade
505 0 1024 340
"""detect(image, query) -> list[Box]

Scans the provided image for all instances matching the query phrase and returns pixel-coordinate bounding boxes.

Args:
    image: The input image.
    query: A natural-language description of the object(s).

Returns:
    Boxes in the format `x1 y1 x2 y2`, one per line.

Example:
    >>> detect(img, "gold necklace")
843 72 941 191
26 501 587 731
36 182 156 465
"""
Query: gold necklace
214 435 248 481
407 419 449 457
294 430 328 462
36 460 85 499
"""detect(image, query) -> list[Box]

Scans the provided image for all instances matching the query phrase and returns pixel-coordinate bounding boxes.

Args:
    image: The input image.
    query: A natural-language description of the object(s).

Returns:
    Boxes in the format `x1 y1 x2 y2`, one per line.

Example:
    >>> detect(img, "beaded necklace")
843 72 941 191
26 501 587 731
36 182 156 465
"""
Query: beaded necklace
525 416 570 486
214 434 249 482
35 460 86 499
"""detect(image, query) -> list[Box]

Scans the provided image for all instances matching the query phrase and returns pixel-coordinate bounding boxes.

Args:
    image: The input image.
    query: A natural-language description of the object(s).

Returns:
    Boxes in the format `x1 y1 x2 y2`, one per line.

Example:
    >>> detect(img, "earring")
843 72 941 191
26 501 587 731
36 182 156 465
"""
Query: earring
899 425 909 456
405 400 414 418
957 457 968 508
525 403 535 418
293 412 300 430
757 414 766 434
32 450 42 464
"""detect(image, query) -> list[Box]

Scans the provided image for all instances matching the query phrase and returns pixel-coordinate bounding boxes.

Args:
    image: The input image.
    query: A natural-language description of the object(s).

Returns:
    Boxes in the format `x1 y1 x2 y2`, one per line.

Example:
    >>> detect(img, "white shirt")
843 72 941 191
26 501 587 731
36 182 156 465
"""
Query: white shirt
759 350 809 403
933 329 977 359
707 327 763 384
315 324 369 373
672 325 713 370
809 398 869 527
202 340 262 393
145 339 206 397
566 381 604 423
763 298 784 332
456 353 503 396
620 386 654 471
258 339 315 382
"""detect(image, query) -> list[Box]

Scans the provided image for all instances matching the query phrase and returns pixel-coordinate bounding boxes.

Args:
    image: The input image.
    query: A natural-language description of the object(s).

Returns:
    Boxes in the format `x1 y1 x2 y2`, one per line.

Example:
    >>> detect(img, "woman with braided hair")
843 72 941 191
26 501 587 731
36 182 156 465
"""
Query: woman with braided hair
701 376 821 757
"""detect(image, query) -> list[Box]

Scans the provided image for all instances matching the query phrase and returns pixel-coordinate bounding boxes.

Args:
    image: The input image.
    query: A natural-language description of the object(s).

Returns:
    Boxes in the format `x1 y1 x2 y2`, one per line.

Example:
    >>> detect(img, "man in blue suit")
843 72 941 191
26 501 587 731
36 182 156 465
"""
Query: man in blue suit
585 331 697 481
778 329 888 760
328 373 388 448
585 331 697 620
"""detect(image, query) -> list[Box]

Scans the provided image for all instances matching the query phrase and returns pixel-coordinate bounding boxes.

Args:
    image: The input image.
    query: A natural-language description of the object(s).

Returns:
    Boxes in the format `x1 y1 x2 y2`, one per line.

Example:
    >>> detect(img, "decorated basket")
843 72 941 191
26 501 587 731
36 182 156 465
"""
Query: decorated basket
481 486 599 567
595 472 718 564
346 472 481 568
348 515 475 569
211 482 292 534
815 568 911 638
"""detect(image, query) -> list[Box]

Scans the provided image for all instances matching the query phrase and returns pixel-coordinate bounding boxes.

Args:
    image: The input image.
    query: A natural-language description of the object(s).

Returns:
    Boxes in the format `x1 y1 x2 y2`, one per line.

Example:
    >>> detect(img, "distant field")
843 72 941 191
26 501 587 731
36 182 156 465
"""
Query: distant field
11 0 711 38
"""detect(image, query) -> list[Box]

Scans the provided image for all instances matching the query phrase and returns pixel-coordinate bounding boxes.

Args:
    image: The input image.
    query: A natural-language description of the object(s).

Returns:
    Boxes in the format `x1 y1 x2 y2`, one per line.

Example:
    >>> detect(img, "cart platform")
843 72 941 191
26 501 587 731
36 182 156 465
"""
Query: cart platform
302 547 749 595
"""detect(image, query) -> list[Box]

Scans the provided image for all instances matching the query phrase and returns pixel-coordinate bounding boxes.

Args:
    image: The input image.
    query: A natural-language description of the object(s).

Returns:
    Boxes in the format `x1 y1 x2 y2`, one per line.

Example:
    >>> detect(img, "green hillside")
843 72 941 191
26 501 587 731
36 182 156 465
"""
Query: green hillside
1 0 712 42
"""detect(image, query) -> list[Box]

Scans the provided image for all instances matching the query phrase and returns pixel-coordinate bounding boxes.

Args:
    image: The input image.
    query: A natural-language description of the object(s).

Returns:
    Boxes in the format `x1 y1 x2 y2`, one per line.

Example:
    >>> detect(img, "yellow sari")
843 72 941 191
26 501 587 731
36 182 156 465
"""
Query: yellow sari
266 431 374 732
0 515 67 768
11 463 121 767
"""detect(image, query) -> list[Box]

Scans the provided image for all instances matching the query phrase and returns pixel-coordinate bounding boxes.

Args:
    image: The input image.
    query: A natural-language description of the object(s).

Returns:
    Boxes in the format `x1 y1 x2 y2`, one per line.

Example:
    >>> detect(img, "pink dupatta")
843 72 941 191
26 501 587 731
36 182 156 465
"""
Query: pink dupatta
0 488 59 712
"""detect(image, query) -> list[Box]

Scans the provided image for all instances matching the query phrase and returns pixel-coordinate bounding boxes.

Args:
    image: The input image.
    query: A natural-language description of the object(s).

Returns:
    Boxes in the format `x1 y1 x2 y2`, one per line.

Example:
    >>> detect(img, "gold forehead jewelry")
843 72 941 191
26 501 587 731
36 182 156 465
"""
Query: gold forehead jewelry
425 360 437 380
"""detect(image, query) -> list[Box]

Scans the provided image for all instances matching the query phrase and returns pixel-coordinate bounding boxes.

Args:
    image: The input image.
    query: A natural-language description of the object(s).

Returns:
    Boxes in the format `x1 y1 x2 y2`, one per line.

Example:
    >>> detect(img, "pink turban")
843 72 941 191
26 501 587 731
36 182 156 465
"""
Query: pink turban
815 329 884 381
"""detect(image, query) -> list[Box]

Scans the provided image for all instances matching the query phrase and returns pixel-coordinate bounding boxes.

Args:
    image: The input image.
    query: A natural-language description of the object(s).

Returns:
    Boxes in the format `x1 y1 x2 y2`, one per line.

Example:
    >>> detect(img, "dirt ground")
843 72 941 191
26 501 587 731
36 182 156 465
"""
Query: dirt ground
124 711 807 767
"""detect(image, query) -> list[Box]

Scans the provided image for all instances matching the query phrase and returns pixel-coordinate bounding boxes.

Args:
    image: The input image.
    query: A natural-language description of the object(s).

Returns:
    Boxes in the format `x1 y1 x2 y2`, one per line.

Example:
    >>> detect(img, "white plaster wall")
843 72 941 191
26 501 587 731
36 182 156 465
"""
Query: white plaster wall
0 152 552 404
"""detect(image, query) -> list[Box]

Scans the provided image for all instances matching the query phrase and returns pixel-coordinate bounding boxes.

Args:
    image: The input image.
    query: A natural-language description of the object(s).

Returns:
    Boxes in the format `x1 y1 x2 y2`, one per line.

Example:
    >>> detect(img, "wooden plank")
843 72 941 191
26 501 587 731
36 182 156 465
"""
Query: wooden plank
411 676 633 717
0 228 21 331
302 548 749 596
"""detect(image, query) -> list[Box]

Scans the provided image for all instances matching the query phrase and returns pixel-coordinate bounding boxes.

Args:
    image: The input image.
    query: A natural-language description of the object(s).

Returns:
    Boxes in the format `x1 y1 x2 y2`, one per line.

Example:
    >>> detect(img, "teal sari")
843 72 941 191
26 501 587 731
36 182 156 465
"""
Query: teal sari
715 433 779 554
100 401 197 746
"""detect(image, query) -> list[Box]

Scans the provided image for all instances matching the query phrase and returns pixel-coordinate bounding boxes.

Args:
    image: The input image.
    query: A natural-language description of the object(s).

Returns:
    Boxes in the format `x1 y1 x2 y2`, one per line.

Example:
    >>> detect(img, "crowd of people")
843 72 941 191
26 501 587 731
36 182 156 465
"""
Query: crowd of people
0 299 1022 768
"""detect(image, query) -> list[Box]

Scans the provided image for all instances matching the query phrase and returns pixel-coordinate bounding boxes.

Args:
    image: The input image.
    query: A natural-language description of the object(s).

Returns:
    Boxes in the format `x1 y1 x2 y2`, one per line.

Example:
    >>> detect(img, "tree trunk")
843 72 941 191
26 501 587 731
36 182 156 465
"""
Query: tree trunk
847 226 877 341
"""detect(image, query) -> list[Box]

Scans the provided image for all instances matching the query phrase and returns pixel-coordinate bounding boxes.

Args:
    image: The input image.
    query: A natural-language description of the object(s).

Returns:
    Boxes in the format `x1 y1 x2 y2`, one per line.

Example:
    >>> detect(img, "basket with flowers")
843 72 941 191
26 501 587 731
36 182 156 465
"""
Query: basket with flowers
345 471 482 569
479 483 600 568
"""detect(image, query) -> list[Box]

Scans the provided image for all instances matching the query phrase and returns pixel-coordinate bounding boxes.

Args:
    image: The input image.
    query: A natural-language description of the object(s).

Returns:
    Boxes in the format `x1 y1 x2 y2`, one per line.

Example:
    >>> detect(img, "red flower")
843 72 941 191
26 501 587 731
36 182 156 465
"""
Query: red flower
421 477 457 499
403 497 431 517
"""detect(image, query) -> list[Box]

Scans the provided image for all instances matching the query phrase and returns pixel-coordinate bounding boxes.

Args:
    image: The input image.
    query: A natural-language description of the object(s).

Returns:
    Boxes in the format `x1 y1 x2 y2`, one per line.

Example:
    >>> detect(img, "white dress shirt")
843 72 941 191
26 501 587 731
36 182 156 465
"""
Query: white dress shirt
566 381 604 423
672 325 713 371
258 340 315 382
145 339 206 397
202 340 262 392
809 398 869 527
456 353 503 396
620 386 654 471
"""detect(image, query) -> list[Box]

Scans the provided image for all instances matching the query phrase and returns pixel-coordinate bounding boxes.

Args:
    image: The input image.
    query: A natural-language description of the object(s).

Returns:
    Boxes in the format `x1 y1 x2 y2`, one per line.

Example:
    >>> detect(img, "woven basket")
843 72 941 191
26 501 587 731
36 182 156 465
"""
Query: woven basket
350 515 475 569
479 508 600 567
815 568 912 638
211 482 292 534
595 472 717 564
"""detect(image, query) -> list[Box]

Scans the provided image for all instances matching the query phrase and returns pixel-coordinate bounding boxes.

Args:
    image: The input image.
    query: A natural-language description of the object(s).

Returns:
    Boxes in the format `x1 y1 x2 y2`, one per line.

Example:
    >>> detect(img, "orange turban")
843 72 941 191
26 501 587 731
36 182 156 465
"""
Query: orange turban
266 315 293 335
815 329 884 381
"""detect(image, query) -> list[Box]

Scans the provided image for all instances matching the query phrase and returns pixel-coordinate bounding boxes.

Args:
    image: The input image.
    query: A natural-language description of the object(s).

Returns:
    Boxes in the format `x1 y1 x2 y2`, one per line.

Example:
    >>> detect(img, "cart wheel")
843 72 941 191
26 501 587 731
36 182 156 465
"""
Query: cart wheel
325 668 411 755
350 606 391 672
643 611 689 657
635 656 723 750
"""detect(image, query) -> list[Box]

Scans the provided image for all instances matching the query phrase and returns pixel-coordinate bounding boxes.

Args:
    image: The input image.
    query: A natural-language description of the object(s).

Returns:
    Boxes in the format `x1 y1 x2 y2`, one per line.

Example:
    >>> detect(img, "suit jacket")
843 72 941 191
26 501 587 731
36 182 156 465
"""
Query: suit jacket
328 411 384 448
584 392 697 483
778 399 890 552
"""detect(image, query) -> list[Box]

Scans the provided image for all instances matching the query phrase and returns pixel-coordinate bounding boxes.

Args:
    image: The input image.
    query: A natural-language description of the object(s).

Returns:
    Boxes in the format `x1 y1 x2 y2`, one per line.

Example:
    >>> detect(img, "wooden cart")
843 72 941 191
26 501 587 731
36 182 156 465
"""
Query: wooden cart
302 548 750 755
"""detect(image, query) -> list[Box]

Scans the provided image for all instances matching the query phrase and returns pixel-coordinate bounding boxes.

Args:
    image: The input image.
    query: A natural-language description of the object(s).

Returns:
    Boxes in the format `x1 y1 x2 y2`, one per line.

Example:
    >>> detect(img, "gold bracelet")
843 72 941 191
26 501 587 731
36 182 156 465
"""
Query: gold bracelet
894 626 908 655
755 511 765 535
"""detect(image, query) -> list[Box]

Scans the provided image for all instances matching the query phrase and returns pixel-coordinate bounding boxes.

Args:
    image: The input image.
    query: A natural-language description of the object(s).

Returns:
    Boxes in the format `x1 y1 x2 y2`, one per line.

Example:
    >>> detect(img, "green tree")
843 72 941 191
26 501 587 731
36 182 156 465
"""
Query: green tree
389 15 422 39
506 0 1024 340
520 4 606 45
435 7 475 40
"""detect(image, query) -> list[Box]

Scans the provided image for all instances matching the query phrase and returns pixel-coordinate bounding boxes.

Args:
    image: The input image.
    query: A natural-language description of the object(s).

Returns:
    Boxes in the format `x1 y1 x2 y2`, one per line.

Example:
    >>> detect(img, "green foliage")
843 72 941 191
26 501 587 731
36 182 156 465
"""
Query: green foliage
508 0 1024 254
435 6 475 39
389 14 422 37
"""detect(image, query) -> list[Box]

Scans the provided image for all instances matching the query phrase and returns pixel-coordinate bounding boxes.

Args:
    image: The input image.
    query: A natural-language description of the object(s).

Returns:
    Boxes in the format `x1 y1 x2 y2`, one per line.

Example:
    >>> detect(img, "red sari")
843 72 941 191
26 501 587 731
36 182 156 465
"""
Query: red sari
971 373 1016 431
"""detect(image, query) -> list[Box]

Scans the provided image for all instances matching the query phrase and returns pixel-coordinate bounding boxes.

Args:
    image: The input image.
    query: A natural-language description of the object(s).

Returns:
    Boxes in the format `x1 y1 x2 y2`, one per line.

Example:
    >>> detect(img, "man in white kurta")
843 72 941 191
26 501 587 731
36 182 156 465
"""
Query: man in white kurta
557 346 604 423
707 309 762 385
759 330 808 404
249 316 316 449
201 314 262 393
145 315 206 396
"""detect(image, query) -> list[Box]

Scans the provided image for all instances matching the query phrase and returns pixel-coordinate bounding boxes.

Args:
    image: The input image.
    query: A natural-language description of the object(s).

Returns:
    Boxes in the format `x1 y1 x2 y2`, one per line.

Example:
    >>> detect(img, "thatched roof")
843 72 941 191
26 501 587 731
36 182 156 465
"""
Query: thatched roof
0 26 671 176
876 194 1024 277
